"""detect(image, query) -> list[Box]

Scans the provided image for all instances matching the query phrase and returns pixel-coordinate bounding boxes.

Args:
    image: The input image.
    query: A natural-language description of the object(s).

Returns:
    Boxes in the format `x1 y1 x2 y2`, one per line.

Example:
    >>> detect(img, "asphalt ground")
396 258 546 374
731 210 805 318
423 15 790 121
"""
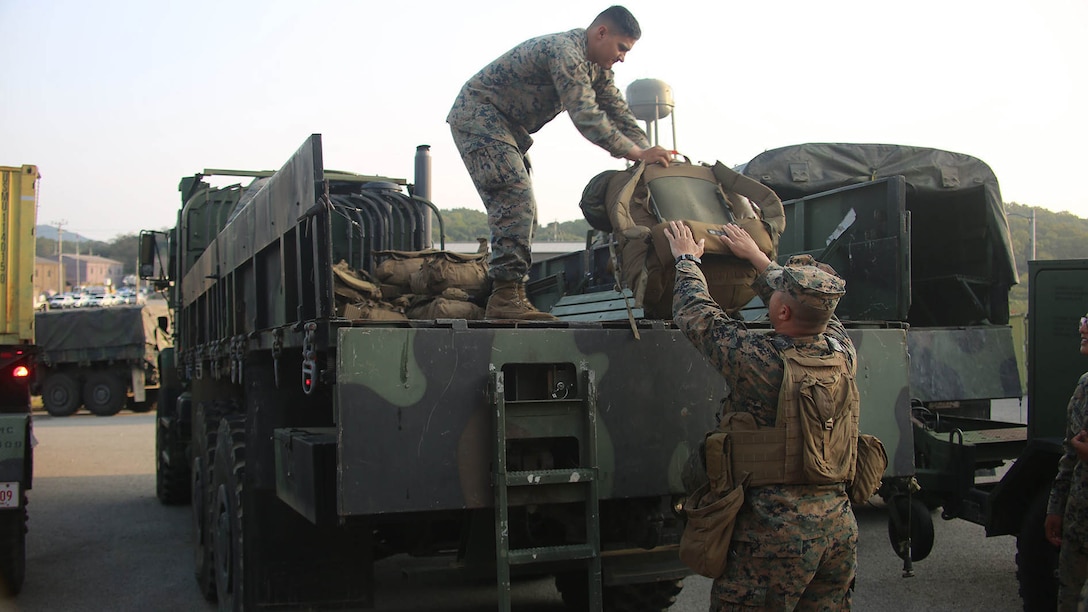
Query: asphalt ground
0 411 1024 611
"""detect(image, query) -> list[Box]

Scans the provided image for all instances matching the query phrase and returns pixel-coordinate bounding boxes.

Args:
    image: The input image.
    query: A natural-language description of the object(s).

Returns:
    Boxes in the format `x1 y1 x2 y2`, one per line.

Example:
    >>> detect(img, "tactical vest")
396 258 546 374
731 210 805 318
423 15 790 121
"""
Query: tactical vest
709 339 860 488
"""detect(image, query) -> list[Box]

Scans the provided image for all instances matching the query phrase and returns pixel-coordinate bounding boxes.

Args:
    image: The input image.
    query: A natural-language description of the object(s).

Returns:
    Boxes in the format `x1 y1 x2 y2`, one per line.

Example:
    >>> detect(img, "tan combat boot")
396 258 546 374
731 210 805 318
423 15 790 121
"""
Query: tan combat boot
485 280 559 321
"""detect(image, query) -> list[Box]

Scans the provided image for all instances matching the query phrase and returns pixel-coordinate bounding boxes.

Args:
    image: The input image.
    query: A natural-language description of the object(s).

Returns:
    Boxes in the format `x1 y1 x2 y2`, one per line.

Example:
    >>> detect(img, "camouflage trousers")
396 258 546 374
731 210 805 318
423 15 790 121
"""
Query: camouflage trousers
1058 540 1088 612
709 516 857 611
450 128 536 282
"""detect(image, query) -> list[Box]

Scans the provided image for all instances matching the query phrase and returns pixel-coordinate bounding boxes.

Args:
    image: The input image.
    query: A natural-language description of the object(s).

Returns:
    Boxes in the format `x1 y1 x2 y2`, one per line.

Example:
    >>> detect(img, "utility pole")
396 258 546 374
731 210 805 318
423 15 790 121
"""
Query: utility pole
1007 208 1037 263
1030 208 1037 260
51 219 67 293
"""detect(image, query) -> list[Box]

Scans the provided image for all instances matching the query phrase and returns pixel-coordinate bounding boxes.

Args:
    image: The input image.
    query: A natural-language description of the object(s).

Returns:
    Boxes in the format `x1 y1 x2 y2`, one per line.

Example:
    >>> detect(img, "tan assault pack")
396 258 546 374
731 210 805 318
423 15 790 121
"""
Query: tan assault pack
589 159 786 319
724 344 861 486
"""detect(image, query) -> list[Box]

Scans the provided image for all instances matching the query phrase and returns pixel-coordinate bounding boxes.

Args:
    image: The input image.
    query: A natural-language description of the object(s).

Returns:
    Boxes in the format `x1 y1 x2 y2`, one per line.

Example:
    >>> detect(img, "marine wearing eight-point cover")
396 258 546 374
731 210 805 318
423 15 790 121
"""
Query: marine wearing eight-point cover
673 254 858 610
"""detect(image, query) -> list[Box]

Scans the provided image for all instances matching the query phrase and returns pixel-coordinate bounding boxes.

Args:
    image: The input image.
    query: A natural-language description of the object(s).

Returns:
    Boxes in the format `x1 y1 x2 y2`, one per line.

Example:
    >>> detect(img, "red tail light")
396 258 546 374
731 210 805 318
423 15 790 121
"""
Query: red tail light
12 366 29 378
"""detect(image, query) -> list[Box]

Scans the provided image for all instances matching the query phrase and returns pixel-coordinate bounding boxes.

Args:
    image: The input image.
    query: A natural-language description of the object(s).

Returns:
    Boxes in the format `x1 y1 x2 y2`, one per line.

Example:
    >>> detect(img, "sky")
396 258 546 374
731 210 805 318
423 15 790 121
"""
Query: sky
2 0 1086 242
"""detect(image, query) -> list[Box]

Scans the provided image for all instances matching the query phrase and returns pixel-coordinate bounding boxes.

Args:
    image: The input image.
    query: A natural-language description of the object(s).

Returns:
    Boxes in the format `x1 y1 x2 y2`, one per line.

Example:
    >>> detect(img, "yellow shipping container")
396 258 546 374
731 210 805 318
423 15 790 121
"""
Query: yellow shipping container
0 165 39 346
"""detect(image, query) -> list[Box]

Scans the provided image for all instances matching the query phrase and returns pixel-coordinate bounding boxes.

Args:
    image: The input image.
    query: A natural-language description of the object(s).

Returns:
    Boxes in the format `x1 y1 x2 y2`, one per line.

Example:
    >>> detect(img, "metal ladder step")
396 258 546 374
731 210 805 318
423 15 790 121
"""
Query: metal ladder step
504 468 596 487
491 366 602 612
508 543 597 566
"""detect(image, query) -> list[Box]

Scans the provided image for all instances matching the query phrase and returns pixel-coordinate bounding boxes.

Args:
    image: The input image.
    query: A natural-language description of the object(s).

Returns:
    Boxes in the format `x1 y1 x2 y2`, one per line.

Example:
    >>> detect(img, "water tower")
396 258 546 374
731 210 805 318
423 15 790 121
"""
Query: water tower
626 78 676 151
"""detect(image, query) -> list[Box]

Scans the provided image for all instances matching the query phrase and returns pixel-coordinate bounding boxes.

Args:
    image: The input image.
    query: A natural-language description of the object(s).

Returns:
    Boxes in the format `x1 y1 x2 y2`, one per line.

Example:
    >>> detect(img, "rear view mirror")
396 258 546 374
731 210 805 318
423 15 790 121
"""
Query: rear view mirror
139 230 172 289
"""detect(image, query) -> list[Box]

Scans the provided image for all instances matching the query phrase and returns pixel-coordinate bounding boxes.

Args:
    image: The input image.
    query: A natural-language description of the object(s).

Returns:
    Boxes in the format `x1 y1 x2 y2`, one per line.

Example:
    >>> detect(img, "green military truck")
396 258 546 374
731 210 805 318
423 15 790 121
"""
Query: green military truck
0 164 39 596
33 302 170 417
143 135 734 610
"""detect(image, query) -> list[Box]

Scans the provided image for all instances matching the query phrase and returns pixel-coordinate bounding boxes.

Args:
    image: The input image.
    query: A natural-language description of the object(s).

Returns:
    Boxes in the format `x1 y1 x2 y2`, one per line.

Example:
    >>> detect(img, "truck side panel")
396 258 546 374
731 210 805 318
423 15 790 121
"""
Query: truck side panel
334 325 911 516
0 165 39 347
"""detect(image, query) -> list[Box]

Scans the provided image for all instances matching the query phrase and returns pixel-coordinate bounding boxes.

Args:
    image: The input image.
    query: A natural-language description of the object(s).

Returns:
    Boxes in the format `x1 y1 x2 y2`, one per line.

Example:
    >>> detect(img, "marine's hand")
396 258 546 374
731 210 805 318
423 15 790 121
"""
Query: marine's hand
628 145 671 167
718 223 771 272
664 220 704 259
1073 429 1088 462
1046 513 1063 547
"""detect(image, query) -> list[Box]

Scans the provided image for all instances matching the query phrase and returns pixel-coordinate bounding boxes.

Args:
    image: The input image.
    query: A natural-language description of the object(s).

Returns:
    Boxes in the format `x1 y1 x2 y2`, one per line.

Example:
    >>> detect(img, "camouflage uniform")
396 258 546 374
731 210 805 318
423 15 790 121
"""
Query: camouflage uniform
1048 372 1088 611
447 28 650 281
673 256 858 611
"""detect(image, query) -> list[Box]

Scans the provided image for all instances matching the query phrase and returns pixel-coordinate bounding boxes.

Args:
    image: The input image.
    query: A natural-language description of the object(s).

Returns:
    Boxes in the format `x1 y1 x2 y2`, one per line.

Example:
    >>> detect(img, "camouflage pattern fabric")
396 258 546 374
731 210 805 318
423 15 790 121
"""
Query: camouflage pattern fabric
765 255 846 313
1057 544 1088 612
672 259 858 608
710 488 857 610
447 28 649 156
1048 372 1088 609
447 28 649 280
450 129 535 281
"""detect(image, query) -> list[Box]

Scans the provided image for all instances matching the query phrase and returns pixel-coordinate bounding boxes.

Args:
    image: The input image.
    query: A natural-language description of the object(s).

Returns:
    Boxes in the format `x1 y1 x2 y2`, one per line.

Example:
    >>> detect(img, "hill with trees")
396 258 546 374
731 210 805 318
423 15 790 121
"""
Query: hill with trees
34 202 1086 314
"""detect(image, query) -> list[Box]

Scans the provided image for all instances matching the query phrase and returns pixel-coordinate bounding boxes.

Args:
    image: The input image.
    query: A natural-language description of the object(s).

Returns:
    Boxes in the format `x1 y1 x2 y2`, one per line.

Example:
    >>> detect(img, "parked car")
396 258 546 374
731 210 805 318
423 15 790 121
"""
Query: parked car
48 293 75 309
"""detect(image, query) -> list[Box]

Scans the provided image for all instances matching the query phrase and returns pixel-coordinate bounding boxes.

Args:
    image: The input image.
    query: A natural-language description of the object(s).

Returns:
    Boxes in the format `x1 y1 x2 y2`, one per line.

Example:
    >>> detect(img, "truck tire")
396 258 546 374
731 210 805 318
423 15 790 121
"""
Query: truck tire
212 415 246 612
42 373 80 417
0 501 27 597
555 573 683 612
83 372 125 417
193 402 226 602
155 395 190 505
1017 488 1058 611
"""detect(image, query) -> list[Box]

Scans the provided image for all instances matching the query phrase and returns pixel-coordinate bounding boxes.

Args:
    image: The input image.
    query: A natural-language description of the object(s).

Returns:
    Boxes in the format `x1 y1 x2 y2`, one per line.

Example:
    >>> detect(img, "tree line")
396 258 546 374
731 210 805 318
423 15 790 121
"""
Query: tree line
34 202 1086 315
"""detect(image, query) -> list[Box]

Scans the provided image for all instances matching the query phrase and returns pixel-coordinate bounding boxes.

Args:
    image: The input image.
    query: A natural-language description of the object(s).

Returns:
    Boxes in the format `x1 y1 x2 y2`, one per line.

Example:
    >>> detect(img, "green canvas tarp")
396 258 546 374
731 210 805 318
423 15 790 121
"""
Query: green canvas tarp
35 304 168 366
741 143 1018 287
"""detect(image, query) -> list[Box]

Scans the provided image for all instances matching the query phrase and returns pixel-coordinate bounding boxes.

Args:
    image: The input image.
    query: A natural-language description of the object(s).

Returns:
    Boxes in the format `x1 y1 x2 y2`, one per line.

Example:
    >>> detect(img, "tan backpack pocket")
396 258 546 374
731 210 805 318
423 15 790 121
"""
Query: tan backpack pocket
679 481 745 579
847 434 888 504
795 370 859 483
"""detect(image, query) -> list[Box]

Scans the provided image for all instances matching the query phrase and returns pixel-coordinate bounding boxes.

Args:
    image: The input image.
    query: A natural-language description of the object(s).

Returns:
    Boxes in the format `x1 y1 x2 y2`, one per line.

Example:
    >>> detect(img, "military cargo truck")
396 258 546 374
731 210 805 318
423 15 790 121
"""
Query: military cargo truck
0 164 39 596
33 302 170 417
142 135 734 610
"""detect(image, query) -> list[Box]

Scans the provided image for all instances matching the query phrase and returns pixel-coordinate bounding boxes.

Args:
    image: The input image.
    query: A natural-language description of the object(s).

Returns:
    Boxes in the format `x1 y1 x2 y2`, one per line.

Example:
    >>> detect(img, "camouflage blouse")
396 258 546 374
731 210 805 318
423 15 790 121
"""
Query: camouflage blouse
446 28 649 156
1048 372 1088 545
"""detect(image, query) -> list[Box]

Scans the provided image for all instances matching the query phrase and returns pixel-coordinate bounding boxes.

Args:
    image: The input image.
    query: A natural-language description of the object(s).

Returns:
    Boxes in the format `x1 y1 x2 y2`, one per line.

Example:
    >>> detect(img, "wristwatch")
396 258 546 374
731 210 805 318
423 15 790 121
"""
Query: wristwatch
675 253 702 266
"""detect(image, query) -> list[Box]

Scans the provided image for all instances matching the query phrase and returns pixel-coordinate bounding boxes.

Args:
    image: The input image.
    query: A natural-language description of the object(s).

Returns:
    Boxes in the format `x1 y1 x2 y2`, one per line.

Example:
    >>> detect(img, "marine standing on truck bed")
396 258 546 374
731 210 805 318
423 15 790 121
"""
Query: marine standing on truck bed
447 4 670 320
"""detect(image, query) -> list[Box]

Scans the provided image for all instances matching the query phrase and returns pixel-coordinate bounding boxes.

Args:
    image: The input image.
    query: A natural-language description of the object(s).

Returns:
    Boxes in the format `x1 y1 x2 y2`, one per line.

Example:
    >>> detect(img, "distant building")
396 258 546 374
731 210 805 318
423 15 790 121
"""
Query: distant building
36 254 124 294
35 256 60 297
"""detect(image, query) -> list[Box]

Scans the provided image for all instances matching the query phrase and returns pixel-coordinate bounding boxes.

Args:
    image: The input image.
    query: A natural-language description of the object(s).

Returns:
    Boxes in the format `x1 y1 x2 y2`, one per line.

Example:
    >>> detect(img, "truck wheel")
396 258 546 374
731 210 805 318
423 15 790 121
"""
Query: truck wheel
155 399 190 505
193 402 225 602
887 496 934 562
1016 488 1058 611
42 373 80 417
0 501 27 597
83 372 125 417
213 415 246 612
555 573 683 612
